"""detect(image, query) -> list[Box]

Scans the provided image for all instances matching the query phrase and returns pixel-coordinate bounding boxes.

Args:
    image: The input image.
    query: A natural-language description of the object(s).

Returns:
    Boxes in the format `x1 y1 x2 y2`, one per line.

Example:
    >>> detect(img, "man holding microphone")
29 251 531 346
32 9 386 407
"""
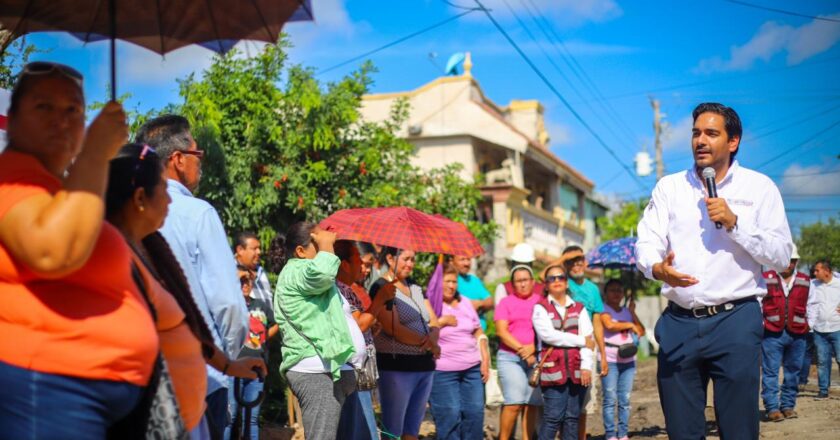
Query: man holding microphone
636 103 793 439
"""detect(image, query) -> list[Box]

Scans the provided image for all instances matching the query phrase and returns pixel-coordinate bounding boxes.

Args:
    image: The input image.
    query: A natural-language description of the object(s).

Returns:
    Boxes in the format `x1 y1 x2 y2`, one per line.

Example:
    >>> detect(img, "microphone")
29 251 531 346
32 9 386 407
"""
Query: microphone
702 167 722 229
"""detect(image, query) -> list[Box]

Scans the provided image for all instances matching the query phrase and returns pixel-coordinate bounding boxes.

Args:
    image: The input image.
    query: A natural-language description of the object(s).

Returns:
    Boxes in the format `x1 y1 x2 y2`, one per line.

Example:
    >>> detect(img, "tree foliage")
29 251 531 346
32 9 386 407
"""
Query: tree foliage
596 198 661 296
175 38 496 282
797 217 840 267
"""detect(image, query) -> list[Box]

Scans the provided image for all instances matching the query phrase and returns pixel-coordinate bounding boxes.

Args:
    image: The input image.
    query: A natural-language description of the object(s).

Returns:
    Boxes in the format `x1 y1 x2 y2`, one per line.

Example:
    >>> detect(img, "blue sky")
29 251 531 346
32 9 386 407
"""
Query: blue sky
14 0 840 234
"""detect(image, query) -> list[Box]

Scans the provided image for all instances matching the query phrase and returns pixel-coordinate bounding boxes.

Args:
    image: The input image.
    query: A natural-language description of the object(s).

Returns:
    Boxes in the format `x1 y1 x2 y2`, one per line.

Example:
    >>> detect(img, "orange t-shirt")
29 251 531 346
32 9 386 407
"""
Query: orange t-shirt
0 150 158 386
134 254 207 430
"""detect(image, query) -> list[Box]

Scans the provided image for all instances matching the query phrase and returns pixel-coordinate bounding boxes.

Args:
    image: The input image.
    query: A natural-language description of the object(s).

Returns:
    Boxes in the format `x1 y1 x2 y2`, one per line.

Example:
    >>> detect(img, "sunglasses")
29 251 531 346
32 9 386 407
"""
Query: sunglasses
22 62 84 88
131 145 156 188
177 149 205 160
546 274 567 283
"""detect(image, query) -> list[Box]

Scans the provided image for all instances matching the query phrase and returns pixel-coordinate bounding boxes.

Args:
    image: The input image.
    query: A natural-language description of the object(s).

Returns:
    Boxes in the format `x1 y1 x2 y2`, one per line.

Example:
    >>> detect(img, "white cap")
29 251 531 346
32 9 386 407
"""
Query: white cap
510 243 535 263
791 243 800 260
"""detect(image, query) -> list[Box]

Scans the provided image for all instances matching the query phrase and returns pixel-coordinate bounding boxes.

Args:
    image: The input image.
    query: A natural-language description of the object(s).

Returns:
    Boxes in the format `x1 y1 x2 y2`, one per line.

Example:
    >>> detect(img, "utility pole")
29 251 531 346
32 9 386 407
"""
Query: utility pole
650 97 664 181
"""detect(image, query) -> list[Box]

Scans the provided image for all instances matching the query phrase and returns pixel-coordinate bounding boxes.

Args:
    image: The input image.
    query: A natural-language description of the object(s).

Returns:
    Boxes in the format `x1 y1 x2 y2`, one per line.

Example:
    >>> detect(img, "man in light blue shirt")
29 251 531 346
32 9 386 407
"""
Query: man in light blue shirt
453 255 493 330
136 115 248 440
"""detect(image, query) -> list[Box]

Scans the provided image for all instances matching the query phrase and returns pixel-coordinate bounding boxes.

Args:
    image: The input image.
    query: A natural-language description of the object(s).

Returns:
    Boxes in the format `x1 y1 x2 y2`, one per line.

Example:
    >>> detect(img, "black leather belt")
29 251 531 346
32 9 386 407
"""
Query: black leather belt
668 296 756 318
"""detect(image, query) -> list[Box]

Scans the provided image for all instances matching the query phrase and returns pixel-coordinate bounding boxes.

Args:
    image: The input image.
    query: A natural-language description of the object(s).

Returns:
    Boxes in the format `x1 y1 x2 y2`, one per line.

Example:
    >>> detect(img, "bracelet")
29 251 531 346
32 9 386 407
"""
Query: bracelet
477 334 489 343
222 360 230 376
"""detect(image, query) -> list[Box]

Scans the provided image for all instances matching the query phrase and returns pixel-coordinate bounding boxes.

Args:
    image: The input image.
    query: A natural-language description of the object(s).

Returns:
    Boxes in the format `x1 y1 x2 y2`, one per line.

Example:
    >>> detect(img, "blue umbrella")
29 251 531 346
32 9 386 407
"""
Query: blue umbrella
586 237 637 270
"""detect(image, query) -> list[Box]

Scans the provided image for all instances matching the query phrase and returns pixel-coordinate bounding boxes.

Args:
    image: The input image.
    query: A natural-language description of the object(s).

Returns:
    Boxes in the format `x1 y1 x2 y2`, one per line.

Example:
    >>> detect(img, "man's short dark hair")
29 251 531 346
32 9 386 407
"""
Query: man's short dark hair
234 231 259 251
134 115 193 165
814 259 833 272
692 102 742 160
562 245 583 255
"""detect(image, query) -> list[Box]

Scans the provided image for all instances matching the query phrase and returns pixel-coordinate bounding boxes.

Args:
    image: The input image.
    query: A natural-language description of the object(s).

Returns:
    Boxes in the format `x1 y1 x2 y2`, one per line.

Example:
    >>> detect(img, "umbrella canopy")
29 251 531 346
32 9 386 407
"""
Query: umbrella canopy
319 207 485 258
0 0 312 99
586 237 637 270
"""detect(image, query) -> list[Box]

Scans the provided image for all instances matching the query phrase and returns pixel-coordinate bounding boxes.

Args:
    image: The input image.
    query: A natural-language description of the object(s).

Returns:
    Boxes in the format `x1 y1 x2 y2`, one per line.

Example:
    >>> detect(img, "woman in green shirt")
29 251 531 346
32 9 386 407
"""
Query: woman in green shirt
273 222 366 440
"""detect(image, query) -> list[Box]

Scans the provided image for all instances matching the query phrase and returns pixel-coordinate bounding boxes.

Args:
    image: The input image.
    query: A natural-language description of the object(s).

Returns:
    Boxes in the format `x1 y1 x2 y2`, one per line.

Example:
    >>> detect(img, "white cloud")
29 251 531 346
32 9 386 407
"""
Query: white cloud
695 13 840 73
662 115 693 150
458 0 622 27
781 163 840 196
546 121 573 146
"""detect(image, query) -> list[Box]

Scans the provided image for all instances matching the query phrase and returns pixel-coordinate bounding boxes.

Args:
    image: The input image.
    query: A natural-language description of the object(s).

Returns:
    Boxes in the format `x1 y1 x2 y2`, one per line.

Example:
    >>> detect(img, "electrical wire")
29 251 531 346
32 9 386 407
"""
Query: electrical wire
471 0 647 191
723 0 840 23
755 119 840 170
318 8 480 75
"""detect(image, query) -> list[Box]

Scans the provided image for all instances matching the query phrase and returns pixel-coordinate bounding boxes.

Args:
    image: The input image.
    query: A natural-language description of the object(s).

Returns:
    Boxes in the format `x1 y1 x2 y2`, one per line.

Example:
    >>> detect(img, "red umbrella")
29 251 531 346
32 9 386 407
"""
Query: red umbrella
320 207 484 258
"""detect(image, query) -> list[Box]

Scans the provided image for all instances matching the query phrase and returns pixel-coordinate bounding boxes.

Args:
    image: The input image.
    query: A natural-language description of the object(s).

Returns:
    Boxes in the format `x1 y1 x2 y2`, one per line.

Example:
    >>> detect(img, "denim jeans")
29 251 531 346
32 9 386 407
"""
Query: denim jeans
225 378 263 440
496 349 543 406
337 390 379 440
206 387 229 440
813 330 840 394
377 370 434 438
761 329 806 411
0 360 143 439
799 332 815 385
601 362 636 439
429 365 485 440
537 383 585 440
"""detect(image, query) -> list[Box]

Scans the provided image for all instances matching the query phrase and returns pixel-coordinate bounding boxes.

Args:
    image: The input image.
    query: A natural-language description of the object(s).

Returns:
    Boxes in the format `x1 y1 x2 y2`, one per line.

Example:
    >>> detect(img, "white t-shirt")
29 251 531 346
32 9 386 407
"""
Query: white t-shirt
289 292 367 373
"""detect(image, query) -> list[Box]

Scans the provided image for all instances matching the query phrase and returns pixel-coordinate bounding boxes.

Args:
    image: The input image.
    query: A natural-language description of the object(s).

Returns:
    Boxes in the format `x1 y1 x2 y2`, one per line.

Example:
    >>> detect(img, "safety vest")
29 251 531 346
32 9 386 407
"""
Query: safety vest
762 271 810 334
504 280 545 298
534 297 583 387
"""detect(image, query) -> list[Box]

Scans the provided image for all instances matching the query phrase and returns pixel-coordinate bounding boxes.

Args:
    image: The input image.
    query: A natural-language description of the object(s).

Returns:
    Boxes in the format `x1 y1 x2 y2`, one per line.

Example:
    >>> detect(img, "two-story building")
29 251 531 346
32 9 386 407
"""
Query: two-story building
360 54 607 279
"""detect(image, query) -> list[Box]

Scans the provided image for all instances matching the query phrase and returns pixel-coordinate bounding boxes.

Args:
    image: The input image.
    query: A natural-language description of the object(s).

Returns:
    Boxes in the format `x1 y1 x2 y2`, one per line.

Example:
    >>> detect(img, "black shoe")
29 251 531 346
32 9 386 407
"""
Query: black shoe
817 392 829 398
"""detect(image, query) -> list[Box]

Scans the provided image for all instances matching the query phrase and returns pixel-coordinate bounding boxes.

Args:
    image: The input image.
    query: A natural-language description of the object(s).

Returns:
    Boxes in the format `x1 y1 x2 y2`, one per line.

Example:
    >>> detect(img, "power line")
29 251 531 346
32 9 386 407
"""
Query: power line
723 0 840 23
495 0 637 155
318 8 480 75
745 103 840 143
768 169 840 178
471 0 646 191
519 0 642 146
597 55 840 102
755 119 840 170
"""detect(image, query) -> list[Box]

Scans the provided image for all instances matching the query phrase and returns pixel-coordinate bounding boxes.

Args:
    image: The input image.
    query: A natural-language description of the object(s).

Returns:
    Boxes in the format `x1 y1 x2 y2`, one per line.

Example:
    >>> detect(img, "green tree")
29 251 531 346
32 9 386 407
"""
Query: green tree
797 216 840 267
0 37 40 89
176 38 495 281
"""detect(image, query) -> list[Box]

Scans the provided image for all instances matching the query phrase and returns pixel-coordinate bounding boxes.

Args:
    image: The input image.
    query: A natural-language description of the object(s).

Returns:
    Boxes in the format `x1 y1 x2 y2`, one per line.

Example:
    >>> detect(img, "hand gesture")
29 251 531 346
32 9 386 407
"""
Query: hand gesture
438 315 458 328
653 252 699 288
83 101 128 160
705 197 738 230
525 355 537 367
227 357 267 379
581 370 592 387
376 282 398 302
310 228 336 250
517 344 536 359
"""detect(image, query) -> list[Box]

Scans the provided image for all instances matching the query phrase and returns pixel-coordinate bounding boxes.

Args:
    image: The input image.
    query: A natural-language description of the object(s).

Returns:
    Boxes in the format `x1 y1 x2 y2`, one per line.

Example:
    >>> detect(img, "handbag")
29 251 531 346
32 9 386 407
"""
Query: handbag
528 347 554 388
108 262 189 440
354 344 379 391
606 341 638 358
485 368 504 407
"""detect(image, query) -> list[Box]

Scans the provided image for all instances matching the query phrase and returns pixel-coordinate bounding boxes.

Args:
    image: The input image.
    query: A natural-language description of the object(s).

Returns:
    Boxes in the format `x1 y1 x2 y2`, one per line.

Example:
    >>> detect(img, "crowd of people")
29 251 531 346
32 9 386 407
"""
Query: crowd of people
1 62 838 440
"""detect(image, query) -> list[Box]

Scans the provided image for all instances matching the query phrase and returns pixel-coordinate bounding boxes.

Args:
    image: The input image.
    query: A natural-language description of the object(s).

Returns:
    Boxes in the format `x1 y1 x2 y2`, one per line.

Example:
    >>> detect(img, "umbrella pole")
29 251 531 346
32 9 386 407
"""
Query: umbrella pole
109 0 116 102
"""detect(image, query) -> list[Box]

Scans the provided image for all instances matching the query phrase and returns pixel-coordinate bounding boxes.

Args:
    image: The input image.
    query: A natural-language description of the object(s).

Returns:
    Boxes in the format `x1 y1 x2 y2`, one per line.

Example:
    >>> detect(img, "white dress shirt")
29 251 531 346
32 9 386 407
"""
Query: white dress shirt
636 161 793 309
532 295 594 371
806 276 840 333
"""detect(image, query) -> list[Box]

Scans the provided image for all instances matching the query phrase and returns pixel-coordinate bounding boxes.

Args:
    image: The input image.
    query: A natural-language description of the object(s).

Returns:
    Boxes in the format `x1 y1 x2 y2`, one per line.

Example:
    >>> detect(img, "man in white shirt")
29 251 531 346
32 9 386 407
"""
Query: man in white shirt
806 260 840 398
636 103 793 440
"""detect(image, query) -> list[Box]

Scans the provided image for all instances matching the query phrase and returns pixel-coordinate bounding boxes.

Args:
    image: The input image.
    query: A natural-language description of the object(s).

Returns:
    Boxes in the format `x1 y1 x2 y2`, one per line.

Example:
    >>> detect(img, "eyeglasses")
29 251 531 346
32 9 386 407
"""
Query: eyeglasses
22 62 84 88
131 145 156 187
177 149 205 160
546 274 567 283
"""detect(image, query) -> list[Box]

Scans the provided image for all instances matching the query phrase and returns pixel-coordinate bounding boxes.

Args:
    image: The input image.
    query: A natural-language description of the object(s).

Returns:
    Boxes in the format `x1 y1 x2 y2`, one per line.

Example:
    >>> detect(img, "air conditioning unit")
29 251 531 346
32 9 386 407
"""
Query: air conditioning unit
408 124 423 136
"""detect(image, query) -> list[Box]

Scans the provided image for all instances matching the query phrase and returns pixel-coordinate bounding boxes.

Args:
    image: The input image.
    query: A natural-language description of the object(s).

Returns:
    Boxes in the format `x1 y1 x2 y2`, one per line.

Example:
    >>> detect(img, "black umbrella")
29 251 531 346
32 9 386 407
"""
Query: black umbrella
0 0 313 100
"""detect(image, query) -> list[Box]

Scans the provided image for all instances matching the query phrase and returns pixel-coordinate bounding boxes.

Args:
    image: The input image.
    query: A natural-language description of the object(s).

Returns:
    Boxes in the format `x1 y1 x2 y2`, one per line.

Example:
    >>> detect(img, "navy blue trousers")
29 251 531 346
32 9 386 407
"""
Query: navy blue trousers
655 300 762 440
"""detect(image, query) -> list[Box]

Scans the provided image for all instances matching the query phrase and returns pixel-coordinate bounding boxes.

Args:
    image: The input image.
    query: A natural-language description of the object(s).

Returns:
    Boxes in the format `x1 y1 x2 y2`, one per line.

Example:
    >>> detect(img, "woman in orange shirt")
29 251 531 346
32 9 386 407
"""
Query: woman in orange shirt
0 63 159 438
105 143 267 437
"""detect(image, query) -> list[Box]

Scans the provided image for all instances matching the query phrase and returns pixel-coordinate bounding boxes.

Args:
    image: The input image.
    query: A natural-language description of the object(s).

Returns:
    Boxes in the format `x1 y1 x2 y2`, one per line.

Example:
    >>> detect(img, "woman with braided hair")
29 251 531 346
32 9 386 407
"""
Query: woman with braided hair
105 143 266 438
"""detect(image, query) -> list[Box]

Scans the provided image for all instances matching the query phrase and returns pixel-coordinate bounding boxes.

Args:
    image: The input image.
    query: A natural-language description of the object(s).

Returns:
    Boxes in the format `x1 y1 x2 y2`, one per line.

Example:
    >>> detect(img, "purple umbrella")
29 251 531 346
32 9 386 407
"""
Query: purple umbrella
586 237 637 270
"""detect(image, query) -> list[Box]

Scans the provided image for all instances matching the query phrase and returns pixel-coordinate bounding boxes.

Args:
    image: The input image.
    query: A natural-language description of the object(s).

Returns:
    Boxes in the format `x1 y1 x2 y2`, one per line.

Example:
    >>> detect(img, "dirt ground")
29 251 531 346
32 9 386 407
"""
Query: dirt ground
264 358 840 439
